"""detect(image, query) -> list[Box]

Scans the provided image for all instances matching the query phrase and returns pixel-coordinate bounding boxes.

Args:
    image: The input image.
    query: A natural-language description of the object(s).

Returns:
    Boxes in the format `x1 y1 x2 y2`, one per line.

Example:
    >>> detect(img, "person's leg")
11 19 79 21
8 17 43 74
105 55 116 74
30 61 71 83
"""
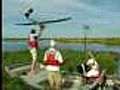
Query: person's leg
48 71 54 89
30 48 37 74
31 59 36 72
54 71 61 90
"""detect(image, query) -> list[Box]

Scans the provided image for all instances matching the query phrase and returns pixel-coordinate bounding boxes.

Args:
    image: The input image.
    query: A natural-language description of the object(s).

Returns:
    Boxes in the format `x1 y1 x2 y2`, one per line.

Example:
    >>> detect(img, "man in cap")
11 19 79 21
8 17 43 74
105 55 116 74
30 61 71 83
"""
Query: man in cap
86 58 100 79
83 52 105 90
43 40 64 90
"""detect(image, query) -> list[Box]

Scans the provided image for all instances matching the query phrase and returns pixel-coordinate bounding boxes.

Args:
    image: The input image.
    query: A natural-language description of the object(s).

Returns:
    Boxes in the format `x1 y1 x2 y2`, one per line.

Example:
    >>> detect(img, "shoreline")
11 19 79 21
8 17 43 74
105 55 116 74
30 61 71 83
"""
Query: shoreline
3 37 120 45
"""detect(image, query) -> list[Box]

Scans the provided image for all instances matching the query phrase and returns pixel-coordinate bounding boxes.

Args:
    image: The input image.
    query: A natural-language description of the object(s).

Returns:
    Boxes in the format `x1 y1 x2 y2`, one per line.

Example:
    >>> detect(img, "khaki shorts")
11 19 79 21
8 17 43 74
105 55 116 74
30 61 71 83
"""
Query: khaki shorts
30 48 37 61
47 71 61 89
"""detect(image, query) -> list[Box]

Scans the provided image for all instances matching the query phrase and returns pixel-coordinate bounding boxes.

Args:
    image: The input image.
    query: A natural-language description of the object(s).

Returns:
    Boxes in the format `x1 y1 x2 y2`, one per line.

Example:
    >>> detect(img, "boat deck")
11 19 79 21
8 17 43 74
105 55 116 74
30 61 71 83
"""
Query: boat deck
4 62 120 90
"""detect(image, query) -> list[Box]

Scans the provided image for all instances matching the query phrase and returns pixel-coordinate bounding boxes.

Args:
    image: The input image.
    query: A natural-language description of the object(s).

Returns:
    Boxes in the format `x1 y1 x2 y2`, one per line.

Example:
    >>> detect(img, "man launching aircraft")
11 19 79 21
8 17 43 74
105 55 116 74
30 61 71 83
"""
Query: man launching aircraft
27 25 45 75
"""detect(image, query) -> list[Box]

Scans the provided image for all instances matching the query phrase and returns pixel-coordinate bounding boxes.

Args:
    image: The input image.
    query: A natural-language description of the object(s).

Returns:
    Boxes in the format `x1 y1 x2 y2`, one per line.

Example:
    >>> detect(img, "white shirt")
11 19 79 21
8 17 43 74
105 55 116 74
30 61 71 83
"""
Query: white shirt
86 68 100 77
29 29 42 39
43 48 63 71
86 58 100 77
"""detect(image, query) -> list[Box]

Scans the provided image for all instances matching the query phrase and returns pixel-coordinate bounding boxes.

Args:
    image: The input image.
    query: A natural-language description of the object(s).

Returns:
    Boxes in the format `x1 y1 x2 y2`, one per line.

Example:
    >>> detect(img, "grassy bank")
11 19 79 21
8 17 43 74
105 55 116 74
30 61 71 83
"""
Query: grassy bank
3 37 120 45
54 37 120 45
2 49 120 90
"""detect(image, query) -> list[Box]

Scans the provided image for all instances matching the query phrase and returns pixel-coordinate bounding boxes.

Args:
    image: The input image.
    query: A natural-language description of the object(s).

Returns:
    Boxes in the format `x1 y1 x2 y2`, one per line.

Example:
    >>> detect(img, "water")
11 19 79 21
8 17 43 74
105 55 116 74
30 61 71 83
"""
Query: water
2 40 27 51
2 40 120 53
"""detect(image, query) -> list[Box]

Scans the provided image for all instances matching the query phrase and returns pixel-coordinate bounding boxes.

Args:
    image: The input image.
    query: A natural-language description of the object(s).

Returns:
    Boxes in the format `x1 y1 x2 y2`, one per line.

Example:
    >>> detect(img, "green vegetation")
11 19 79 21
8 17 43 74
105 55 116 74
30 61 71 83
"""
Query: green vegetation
2 70 26 90
2 49 119 90
54 37 120 45
3 37 120 45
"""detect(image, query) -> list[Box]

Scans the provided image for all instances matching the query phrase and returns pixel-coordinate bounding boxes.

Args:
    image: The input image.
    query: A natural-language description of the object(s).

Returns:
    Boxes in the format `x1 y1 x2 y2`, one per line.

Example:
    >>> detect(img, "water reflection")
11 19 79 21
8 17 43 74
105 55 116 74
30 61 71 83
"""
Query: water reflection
2 40 120 53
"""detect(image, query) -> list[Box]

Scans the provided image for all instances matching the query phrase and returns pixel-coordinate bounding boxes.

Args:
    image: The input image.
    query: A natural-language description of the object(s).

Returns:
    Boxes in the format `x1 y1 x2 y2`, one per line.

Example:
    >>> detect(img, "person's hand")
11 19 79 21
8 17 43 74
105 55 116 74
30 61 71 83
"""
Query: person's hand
40 24 45 30
39 63 45 69
43 61 47 65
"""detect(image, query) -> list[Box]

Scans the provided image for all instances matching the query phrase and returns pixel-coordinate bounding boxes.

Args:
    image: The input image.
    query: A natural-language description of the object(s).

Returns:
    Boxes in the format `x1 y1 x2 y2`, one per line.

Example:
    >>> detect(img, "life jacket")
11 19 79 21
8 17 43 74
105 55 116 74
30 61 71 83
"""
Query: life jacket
46 50 60 66
87 69 100 83
27 35 38 48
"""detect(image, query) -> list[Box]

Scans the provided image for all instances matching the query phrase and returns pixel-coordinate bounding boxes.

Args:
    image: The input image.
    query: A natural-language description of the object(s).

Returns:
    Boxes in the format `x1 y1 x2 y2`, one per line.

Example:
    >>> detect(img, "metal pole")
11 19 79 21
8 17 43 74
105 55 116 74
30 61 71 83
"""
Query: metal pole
84 32 87 60
83 25 89 60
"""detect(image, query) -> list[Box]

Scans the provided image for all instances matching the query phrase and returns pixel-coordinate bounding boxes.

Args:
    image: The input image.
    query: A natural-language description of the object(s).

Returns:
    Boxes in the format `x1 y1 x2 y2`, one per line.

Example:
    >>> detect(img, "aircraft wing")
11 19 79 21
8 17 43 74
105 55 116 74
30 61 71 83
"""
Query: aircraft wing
15 17 72 25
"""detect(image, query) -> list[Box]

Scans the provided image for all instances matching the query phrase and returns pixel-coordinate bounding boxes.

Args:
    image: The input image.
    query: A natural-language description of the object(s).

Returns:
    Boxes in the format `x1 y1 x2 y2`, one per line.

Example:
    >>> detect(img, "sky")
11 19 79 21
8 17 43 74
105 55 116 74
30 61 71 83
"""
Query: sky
2 0 120 38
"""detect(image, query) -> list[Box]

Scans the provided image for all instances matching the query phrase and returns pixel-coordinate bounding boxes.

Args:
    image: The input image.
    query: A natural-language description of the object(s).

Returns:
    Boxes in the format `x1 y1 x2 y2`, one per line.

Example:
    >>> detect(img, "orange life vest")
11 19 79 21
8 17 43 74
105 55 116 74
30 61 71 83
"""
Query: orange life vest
28 35 38 48
45 50 60 66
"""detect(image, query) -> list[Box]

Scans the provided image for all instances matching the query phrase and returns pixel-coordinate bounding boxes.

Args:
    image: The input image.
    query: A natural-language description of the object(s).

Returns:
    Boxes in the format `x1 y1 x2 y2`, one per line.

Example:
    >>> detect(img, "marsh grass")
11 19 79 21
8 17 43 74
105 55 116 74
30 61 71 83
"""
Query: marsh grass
2 48 119 90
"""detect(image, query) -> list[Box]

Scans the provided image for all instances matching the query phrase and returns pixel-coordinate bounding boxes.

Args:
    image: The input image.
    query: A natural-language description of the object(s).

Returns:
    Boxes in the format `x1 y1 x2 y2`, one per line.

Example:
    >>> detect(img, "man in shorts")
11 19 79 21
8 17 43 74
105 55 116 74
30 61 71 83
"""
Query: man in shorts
28 25 45 74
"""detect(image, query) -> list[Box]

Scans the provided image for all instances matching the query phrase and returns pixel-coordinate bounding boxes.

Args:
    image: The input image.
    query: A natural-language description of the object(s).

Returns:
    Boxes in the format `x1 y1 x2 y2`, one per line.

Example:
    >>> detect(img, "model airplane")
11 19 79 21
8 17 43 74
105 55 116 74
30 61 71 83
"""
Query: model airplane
15 8 72 26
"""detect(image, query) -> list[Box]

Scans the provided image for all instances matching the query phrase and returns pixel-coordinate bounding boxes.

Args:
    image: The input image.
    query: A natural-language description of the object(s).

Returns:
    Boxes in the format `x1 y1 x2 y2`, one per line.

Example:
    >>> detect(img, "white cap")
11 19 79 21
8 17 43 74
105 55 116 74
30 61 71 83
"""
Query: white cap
50 40 56 47
86 59 95 65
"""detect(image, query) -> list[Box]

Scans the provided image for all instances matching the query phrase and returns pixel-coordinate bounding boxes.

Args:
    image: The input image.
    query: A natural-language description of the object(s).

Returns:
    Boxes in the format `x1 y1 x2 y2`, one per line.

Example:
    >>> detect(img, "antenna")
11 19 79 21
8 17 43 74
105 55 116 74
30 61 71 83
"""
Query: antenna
83 24 89 60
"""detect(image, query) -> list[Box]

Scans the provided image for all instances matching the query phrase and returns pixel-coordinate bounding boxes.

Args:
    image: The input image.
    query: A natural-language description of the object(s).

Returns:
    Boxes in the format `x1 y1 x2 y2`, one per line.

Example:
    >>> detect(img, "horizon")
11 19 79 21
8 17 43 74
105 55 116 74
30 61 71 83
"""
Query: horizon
3 36 120 39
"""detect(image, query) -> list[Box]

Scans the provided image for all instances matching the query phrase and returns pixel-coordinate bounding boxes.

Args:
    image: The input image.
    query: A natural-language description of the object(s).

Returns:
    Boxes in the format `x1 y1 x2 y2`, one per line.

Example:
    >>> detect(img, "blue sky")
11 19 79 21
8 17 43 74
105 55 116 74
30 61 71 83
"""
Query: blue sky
2 0 120 38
